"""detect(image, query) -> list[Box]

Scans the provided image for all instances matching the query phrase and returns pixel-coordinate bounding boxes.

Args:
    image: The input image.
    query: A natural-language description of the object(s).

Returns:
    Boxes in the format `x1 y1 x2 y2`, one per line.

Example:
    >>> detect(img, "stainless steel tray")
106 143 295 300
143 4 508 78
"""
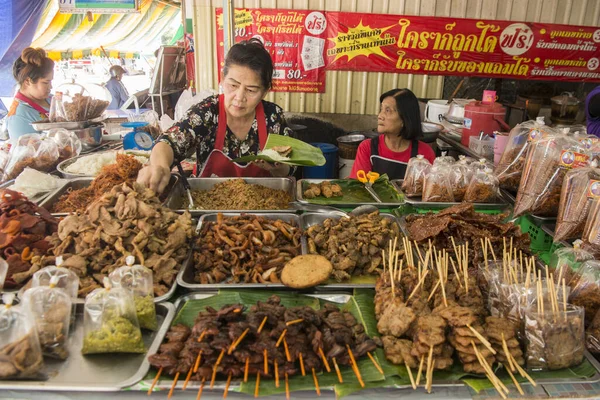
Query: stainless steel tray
164 177 297 216
56 149 150 179
297 179 403 208
39 175 179 216
0 302 175 391
31 115 105 131
392 179 510 210
177 213 302 289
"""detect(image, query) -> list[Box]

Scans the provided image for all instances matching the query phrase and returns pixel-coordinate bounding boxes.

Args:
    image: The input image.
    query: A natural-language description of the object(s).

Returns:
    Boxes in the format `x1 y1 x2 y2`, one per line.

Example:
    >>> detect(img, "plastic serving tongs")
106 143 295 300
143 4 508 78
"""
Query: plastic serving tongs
356 170 383 203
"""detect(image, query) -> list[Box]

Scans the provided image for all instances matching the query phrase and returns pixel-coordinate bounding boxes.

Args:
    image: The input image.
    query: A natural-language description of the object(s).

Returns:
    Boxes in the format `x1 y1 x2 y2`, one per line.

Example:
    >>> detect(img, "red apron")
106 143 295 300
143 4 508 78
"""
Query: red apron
14 92 49 117
199 94 270 177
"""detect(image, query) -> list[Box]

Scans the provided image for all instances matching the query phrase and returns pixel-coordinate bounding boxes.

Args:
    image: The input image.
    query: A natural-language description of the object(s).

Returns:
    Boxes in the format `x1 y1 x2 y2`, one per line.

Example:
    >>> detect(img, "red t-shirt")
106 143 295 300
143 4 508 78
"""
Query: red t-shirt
349 136 436 178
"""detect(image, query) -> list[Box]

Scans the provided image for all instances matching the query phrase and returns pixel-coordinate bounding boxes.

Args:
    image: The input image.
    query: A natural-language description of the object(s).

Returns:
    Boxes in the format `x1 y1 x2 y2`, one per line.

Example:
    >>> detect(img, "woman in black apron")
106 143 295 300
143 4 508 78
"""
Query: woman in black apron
349 88 435 180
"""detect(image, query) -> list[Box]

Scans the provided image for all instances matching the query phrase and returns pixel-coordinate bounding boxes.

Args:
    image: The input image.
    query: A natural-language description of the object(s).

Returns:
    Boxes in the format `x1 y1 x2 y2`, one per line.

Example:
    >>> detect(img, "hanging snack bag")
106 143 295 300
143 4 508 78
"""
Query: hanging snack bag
82 278 145 354
422 165 454 202
47 129 82 164
448 156 473 201
109 255 157 331
582 188 600 255
0 293 44 379
550 242 595 289
495 117 557 192
3 134 60 181
568 260 600 327
463 168 499 203
401 154 431 197
23 276 72 360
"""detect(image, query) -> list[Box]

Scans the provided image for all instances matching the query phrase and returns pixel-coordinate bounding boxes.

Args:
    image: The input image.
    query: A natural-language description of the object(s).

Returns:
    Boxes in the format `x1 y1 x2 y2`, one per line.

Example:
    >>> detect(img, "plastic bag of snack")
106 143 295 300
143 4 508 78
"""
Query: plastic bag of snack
401 155 431 197
23 276 72 359
495 117 558 192
422 165 454 202
513 134 584 217
109 255 157 331
47 129 82 163
524 302 584 371
448 157 473 201
31 258 80 301
54 83 110 122
49 92 67 123
582 191 600 256
82 278 145 354
550 242 595 288
568 260 600 326
464 168 499 203
586 308 600 354
3 134 60 181
555 161 600 242
0 293 44 379
433 154 455 167
471 158 494 172
128 111 161 139
0 258 6 289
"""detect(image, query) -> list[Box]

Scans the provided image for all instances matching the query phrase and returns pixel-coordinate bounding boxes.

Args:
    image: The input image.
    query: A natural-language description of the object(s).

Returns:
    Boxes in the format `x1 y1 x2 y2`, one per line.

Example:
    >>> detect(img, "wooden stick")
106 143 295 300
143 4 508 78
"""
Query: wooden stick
396 254 402 282
195 377 206 400
285 373 290 400
347 345 364 388
501 334 515 372
416 355 425 386
450 236 459 260
210 349 225 389
183 364 194 390
415 241 425 266
254 372 260 398
223 373 232 399
450 258 463 288
318 347 331 372
427 353 435 393
464 242 469 294
467 324 497 355
147 367 162 395
406 364 416 390
426 346 434 393
332 357 343 383
428 279 441 302
299 352 306 376
382 249 386 280
368 351 384 375
504 363 524 395
193 351 203 373
508 351 537 387
312 368 321 396
167 372 179 400
275 360 280 388
487 237 497 262
481 238 488 270
257 316 268 334
472 342 508 398
286 318 304 326
283 338 291 362
519 251 524 283
244 357 249 383
437 261 448 307
228 328 249 354
563 278 568 321
406 270 429 303
276 329 287 347
263 349 269 375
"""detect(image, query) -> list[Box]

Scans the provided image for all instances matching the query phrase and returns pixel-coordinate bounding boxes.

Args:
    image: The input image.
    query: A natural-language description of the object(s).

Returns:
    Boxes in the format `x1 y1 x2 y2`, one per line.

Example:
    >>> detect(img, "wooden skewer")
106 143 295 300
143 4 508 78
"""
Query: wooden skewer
285 372 290 400
416 355 425 386
427 279 441 302
223 373 232 399
276 329 287 347
415 241 425 266
254 372 260 398
503 363 524 395
283 338 291 362
312 368 321 396
480 238 488 270
257 316 268 333
167 372 179 400
427 353 435 393
332 357 343 383
501 334 515 372
244 357 249 383
406 270 429 303
508 351 537 387
472 342 507 399
464 242 469 294
228 328 250 354
450 258 463 288
286 318 304 326
193 351 203 373
183 364 194 390
318 347 331 372
195 377 206 400
563 278 568 321
210 349 226 389
148 367 162 395
367 351 384 375
263 349 269 375
437 260 448 307
406 364 416 390
476 345 509 395
426 346 434 393
486 237 497 262
275 360 280 388
466 324 497 355
347 345 364 388
450 236 459 260
299 352 306 376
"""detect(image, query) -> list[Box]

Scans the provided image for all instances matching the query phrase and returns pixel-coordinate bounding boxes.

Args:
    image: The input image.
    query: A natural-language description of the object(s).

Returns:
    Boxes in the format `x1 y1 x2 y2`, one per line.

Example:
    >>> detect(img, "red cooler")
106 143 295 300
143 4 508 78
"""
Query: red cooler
461 101 509 146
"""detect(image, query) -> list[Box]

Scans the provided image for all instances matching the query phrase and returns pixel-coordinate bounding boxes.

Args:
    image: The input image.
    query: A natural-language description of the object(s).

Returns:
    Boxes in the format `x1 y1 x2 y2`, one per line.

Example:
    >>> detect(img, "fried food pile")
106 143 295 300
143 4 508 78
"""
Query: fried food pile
0 189 58 288
306 211 401 281
303 181 343 199
51 94 109 122
405 203 530 270
148 295 377 383
193 214 301 284
34 183 192 297
184 179 292 210
52 154 143 213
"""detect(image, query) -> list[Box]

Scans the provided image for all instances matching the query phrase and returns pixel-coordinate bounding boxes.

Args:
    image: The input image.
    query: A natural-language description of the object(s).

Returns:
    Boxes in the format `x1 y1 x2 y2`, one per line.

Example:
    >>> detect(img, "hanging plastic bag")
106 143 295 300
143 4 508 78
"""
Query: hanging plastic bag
550 242 595 288
582 193 600 256
422 165 454 202
3 134 60 181
568 260 600 326
23 276 72 359
448 156 473 201
0 293 44 379
401 155 431 197
47 128 82 163
463 168 499 203
495 117 558 192
174 88 215 122
82 278 145 354
109 255 157 331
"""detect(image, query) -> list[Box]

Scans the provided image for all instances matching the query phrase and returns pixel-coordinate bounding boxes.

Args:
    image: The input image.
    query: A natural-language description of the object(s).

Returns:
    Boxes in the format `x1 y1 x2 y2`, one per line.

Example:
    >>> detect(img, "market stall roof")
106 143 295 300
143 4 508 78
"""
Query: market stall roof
31 0 180 60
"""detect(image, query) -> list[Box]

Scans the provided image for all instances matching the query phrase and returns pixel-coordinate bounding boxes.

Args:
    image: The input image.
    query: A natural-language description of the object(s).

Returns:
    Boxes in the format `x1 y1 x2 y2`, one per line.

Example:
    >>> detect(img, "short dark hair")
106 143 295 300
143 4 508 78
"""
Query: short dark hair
379 88 423 140
12 47 54 86
223 38 273 90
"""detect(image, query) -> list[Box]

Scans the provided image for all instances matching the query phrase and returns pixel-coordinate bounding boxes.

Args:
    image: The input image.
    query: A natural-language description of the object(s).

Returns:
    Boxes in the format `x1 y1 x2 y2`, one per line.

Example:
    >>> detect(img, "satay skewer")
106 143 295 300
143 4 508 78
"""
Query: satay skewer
415 240 425 266
147 367 162 395
503 363 524 395
254 372 260 398
347 345 364 388
183 364 195 390
368 351 384 375
228 328 249 354
244 357 249 383
416 355 425 386
167 372 179 399
450 258 463 289
286 318 304 326
486 237 497 262
285 372 290 400
426 346 434 393
193 351 203 373
481 238 488 269
223 373 232 399
501 334 515 372
466 324 497 355
472 342 507 399
283 338 291 362
427 279 441 302
195 377 206 400
332 357 343 383
275 360 280 388
210 349 226 389
312 368 321 396
263 349 269 375
406 270 429 303
299 352 306 376
436 259 448 307
406 364 416 390
508 350 537 387
257 316 268 333
318 347 331 372
276 329 287 347
563 278 568 321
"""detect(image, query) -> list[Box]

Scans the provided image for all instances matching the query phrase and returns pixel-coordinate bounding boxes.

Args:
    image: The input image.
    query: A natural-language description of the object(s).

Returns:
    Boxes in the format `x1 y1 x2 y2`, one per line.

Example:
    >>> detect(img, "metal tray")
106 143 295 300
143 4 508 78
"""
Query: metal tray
297 179 403 208
177 213 302 289
392 179 510 210
164 177 297 216
0 302 175 391
31 115 105 131
56 149 150 179
38 175 179 216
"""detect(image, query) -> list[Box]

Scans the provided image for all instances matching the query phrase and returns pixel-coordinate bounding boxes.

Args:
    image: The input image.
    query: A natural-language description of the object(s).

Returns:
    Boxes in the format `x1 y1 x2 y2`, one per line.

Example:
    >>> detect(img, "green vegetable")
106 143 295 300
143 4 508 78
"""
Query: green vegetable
135 295 157 331
82 316 145 354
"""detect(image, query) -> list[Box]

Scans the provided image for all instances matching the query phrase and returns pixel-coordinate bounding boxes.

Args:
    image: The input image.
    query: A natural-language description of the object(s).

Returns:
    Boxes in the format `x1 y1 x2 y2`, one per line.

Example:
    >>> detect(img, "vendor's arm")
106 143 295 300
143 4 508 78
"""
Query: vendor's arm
348 140 373 179
258 104 293 176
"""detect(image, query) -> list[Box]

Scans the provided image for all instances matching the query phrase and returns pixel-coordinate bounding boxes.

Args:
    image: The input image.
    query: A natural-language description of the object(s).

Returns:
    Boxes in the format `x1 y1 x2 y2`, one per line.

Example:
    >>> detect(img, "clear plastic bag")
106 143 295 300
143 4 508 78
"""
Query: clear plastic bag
82 278 145 354
524 302 584 371
422 166 454 202
568 260 600 326
550 243 595 288
448 157 473 201
52 83 110 122
0 293 44 379
586 309 600 354
128 111 161 140
582 198 600 254
47 129 82 163
0 258 6 289
401 155 431 197
495 117 558 192
463 168 499 203
49 92 67 123
23 276 72 359
31 259 80 301
471 158 494 172
3 134 60 181
433 155 455 166
109 256 157 331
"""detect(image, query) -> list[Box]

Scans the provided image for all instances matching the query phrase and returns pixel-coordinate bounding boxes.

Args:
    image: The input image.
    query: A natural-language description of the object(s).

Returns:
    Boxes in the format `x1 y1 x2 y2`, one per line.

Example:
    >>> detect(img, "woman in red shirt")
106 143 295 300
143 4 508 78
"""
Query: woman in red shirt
350 88 435 179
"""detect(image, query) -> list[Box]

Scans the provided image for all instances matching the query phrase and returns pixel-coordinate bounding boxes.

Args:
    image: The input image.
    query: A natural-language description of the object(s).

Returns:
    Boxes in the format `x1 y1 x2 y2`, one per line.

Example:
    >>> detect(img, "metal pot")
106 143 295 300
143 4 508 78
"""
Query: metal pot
70 123 104 151
337 134 365 159
421 121 443 143
550 92 581 122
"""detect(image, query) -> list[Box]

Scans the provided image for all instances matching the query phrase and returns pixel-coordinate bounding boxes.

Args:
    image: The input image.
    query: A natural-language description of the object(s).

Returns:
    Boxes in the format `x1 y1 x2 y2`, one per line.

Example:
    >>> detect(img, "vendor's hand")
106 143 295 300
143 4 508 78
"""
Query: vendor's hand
137 164 171 194
253 160 291 177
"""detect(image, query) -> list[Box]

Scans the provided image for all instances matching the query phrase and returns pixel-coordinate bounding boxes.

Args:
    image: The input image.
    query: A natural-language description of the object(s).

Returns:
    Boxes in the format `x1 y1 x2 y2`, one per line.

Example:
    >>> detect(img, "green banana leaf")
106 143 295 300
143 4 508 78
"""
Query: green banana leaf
233 134 326 166
302 174 404 205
